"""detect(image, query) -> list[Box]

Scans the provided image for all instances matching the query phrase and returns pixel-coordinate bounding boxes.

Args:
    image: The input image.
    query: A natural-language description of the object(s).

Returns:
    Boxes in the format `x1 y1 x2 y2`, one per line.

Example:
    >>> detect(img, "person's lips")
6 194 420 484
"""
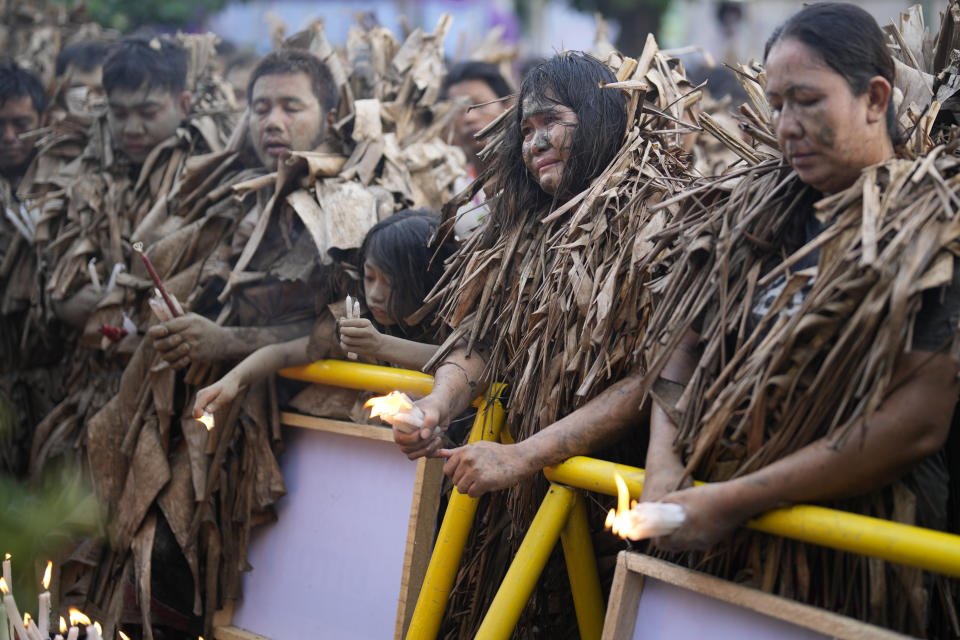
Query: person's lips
368 305 390 320
787 150 816 168
535 157 560 173
123 140 148 157
262 139 290 155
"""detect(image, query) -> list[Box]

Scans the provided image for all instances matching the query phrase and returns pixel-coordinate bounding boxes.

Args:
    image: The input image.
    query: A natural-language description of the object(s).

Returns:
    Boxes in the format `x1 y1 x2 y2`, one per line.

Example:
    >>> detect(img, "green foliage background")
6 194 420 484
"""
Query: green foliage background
60 0 233 32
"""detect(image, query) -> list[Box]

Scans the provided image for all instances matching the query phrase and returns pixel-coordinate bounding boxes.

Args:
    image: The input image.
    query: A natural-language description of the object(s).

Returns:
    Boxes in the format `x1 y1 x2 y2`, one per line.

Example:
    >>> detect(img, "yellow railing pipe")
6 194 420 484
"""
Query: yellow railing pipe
545 456 960 577
405 383 506 640
475 484 577 640
559 491 605 640
279 360 434 397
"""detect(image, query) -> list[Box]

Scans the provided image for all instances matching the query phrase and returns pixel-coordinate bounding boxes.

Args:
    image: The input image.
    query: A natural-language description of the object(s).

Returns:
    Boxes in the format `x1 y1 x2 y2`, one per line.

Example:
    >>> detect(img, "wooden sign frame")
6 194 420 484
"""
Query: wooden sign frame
213 412 442 640
603 552 911 640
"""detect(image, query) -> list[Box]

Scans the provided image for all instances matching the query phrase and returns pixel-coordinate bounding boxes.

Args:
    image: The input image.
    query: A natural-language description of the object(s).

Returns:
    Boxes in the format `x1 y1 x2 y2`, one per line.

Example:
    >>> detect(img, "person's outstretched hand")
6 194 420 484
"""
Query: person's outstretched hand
394 393 449 459
148 313 227 369
439 441 534 497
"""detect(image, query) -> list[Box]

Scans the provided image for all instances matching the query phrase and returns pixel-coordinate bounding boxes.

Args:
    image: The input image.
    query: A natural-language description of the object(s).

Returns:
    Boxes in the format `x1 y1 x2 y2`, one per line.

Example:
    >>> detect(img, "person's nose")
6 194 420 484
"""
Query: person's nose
0 123 17 144
776 105 803 141
264 105 285 133
122 115 146 137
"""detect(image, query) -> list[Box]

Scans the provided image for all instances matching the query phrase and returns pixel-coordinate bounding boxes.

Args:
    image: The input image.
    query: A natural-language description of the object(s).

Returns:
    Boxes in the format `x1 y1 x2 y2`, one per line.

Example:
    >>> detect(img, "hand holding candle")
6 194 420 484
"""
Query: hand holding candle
365 392 426 433
605 473 686 540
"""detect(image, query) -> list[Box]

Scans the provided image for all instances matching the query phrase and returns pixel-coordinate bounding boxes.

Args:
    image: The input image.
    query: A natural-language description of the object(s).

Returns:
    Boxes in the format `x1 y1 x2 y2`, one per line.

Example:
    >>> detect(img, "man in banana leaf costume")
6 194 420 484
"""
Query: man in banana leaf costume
0 61 49 476
57 20 464 638
632 4 960 637
19 33 240 637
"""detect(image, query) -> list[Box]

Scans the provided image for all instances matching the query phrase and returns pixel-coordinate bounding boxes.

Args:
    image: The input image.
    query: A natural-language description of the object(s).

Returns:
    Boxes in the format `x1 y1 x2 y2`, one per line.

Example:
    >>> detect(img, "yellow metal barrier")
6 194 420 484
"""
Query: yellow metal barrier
406 383 506 640
545 456 960 578
280 360 434 397
279 360 960 640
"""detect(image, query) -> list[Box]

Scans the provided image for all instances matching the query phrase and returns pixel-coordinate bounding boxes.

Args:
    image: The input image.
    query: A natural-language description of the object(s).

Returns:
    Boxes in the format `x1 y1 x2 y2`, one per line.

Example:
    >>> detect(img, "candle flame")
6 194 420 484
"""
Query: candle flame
197 412 215 430
60 617 67 633
364 391 414 418
23 613 31 625
94 621 102 634
0 576 8 594
68 608 91 626
3 553 9 560
119 632 130 640
604 472 638 538
42 560 52 589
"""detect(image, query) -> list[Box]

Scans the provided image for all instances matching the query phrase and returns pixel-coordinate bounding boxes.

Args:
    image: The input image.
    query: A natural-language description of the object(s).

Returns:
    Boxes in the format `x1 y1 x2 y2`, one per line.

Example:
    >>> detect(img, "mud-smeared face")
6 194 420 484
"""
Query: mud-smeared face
447 79 506 163
363 260 395 326
107 85 189 164
249 72 325 172
765 38 886 194
0 95 39 176
519 94 578 196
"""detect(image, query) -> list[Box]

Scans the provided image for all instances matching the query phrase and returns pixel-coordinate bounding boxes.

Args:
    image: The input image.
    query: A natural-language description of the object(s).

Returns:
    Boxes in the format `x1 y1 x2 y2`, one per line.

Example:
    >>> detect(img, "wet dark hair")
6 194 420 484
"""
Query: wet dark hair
56 41 109 76
246 49 338 114
0 61 46 114
764 2 897 141
103 37 188 96
359 210 457 339
484 51 626 239
441 61 512 100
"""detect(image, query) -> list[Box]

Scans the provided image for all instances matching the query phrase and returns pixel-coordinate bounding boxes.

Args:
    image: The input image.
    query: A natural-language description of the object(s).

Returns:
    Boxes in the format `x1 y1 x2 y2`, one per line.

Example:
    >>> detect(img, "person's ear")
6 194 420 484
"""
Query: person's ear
177 91 192 117
864 76 891 124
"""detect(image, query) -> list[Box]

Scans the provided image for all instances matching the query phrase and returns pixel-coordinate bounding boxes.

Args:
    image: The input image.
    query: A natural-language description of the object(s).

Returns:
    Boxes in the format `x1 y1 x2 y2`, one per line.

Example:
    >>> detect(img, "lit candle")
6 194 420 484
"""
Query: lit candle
22 614 42 640
197 411 215 430
0 578 30 640
85 620 100 640
118 631 130 640
132 242 181 318
37 562 50 638
0 605 8 640
67 609 88 640
54 615 66 640
604 472 686 540
2 555 10 640
364 391 425 433
2 555 10 593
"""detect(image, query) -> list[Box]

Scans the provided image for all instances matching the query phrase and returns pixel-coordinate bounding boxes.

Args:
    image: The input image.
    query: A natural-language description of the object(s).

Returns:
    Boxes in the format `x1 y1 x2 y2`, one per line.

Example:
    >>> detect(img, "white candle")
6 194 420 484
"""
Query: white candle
2 556 10 640
24 617 42 640
1 594 29 640
65 628 77 640
37 562 51 638
85 623 99 640
0 606 8 640
345 294 358 360
1 558 10 594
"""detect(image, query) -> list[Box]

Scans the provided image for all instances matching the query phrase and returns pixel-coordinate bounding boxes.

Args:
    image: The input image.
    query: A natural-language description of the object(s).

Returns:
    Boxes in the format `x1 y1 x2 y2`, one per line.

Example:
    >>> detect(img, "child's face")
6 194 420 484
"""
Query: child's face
363 261 396 326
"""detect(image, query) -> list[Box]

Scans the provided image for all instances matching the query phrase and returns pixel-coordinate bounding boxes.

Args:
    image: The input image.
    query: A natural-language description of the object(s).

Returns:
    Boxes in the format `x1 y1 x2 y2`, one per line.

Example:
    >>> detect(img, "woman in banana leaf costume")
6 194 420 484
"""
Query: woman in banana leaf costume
639 4 959 636
399 49 698 636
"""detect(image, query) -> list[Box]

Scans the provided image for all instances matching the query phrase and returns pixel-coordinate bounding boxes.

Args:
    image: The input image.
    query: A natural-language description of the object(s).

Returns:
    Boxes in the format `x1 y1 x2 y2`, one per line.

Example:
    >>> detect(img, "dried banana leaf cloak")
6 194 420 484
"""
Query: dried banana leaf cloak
421 40 700 637
638 152 960 636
